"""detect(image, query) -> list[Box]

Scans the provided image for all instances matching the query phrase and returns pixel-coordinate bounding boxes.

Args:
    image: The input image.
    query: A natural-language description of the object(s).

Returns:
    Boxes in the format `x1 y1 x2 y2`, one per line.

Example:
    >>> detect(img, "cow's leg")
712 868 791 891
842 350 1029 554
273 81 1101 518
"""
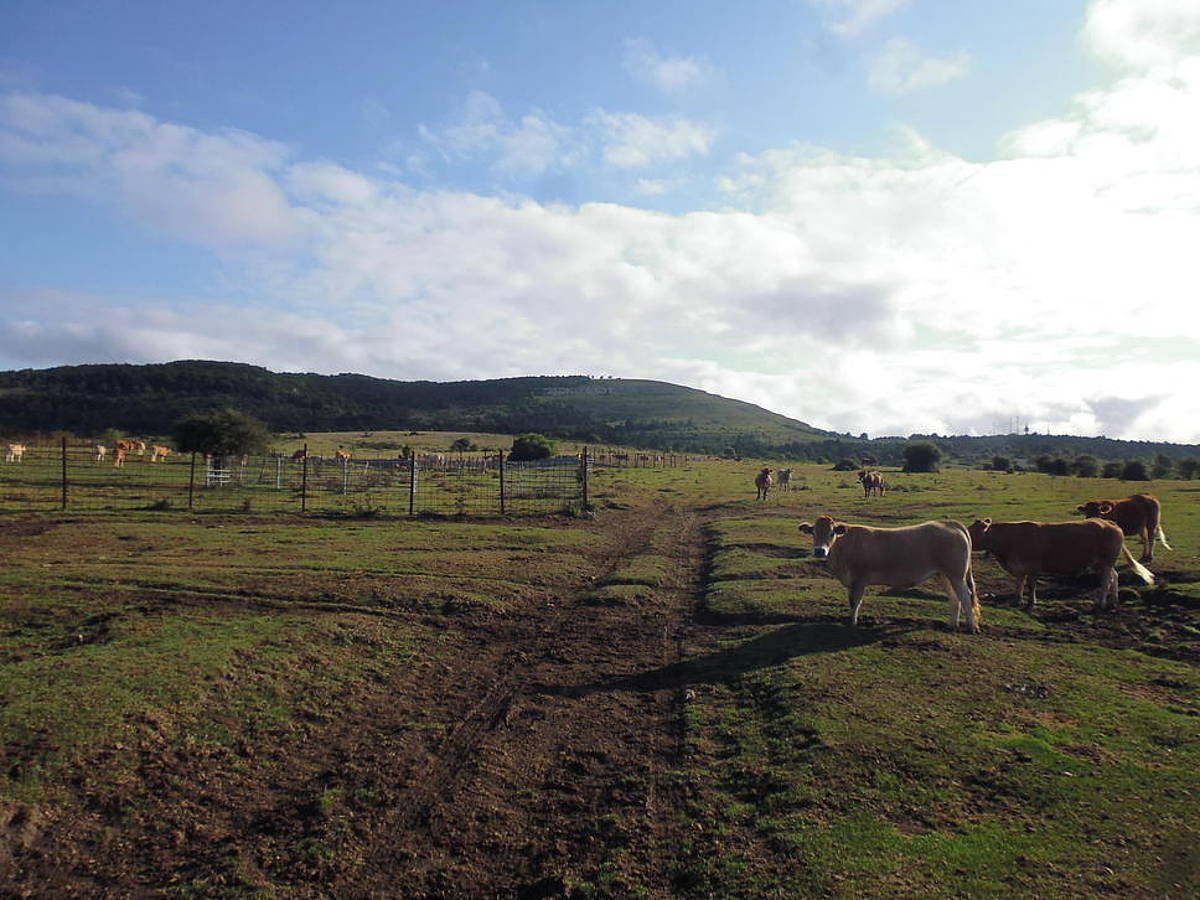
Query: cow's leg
940 576 962 630
956 578 979 634
848 582 867 627
1101 567 1119 610
1022 574 1038 611
1140 527 1153 562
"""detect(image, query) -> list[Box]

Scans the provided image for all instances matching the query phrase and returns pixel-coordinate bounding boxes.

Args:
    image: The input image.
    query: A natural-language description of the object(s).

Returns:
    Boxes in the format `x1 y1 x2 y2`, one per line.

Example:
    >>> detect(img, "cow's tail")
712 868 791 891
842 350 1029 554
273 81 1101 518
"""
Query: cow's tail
1120 544 1155 585
1155 524 1172 551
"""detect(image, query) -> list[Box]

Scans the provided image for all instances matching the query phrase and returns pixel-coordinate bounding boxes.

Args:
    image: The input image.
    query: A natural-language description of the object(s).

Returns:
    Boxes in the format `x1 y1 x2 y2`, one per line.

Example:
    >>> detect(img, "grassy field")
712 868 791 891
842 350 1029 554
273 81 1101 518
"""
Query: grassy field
2 456 1197 894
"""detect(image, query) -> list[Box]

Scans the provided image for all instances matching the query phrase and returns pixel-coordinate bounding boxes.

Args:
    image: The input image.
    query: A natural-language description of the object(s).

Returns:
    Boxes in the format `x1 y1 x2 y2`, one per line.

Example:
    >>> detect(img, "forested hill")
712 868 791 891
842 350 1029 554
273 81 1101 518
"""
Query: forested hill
2 361 1197 465
0 360 831 451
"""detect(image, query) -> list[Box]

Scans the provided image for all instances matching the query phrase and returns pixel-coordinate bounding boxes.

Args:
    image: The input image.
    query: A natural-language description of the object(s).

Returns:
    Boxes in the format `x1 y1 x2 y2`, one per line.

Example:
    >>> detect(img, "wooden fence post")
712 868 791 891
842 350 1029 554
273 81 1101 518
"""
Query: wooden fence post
581 446 589 512
408 449 417 517
60 436 68 511
188 452 197 510
498 450 506 515
301 444 309 513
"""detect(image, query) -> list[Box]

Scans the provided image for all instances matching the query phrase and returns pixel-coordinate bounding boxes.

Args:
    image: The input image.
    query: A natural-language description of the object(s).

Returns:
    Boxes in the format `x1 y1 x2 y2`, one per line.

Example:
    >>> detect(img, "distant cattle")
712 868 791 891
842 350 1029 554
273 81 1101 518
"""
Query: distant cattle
291 448 308 460
334 448 352 463
1075 493 1170 562
857 470 885 498
150 445 171 463
113 447 127 468
969 518 1153 610
777 468 792 491
798 515 980 632
94 444 107 462
754 467 773 501
5 443 26 463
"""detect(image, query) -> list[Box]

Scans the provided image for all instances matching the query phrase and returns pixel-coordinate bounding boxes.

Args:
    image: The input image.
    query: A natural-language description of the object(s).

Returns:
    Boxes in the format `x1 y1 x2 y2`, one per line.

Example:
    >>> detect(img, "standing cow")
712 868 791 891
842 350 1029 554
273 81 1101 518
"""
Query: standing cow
857 470 885 498
798 515 981 632
754 468 773 501
5 443 26 463
777 468 792 491
1075 494 1170 562
969 518 1153 610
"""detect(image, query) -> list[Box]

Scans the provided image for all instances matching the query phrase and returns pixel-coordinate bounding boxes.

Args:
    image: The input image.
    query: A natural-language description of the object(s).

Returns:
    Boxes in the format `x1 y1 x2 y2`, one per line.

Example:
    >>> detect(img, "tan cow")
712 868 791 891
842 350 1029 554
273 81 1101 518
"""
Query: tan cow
968 518 1153 611
798 515 981 632
113 447 127 468
94 444 107 462
777 468 793 491
857 470 885 498
334 448 352 463
133 440 147 457
150 445 171 463
754 467 773 501
1075 493 1170 562
5 443 26 463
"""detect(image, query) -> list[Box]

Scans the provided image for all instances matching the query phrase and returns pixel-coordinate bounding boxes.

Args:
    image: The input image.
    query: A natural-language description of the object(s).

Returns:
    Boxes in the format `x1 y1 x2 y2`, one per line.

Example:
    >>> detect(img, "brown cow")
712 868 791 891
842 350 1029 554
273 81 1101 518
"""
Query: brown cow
857 469 885 498
291 448 308 460
777 468 792 491
334 447 353 463
1075 493 1170 562
149 445 171 462
754 467 773 501
968 518 1153 611
798 515 980 632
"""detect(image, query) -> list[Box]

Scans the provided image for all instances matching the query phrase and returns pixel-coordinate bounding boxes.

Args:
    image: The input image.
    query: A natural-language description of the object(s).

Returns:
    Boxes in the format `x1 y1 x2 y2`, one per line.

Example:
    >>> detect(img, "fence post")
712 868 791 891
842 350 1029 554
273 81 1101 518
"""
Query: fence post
498 450 506 515
408 450 417 517
301 444 309 513
341 457 349 495
60 436 68 510
188 452 197 510
581 446 589 512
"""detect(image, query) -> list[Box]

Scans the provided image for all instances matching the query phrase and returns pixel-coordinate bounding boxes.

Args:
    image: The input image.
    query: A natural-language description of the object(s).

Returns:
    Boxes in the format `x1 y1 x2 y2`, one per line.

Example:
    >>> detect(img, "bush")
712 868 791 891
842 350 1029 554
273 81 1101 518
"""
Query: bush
1151 454 1173 480
831 458 858 471
902 442 941 473
510 433 555 462
990 455 1011 472
1121 460 1149 481
1101 461 1123 479
1070 455 1099 478
1178 459 1199 480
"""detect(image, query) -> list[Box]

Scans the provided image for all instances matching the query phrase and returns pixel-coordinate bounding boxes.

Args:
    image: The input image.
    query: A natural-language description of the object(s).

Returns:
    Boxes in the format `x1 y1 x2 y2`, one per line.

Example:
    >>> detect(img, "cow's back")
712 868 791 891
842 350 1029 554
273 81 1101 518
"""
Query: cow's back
830 520 970 587
986 520 1123 573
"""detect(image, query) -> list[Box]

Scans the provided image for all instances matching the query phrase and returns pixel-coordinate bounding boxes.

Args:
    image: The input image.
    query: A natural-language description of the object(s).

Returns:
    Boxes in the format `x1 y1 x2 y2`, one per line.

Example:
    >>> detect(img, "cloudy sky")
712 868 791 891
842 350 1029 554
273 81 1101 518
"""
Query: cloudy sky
2 0 1198 441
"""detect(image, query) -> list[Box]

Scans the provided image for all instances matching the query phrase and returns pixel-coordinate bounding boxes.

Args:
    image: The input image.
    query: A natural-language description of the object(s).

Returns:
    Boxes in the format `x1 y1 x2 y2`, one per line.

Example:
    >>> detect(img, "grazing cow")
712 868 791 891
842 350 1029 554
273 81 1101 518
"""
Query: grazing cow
1075 493 1170 562
94 444 107 462
334 447 352 463
113 447 127 468
150 445 171 463
755 467 773 501
857 470 885 498
798 515 980 632
5 443 26 463
133 440 147 456
777 468 793 491
969 518 1153 611
291 448 308 460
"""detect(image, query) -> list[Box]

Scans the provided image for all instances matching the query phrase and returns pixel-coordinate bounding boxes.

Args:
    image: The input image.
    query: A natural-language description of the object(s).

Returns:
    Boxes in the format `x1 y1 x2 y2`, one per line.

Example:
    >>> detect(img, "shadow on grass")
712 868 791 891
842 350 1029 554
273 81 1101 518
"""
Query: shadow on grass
556 620 908 698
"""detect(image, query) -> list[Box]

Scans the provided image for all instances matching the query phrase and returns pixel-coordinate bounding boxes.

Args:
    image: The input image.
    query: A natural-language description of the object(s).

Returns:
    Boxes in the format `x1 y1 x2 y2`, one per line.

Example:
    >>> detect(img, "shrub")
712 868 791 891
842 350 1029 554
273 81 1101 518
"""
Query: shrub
1121 460 1150 481
1151 454 1173 480
902 442 941 473
1101 461 1123 479
1070 455 1099 478
173 408 270 457
831 458 858 472
1178 459 1199 480
510 433 555 462
990 455 1011 472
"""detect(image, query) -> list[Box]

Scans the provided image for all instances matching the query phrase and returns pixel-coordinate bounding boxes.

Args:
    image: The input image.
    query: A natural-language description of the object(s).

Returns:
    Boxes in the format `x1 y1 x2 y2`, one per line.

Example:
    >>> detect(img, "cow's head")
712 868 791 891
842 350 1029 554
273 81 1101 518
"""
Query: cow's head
1076 500 1114 518
798 515 846 559
967 518 993 551
856 470 867 481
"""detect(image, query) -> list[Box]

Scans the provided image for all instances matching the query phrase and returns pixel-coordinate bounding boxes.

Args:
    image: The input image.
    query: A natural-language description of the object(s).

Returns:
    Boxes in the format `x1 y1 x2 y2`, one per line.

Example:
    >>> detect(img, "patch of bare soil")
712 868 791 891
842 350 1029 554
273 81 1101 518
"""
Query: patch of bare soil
4 503 708 897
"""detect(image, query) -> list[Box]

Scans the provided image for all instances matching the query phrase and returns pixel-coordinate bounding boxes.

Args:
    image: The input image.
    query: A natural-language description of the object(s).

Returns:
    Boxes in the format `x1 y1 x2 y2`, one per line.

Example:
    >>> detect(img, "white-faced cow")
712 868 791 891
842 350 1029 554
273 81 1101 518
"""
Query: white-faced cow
5 443 26 463
94 444 107 462
798 515 981 632
857 470 885 498
777 468 793 491
968 518 1153 611
1075 493 1170 562
754 468 773 501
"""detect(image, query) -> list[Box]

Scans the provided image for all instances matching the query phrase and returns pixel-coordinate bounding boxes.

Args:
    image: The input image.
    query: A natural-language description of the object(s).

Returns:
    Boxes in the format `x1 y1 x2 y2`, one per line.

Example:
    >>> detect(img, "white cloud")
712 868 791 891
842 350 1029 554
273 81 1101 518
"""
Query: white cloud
1085 0 1200 69
623 37 714 93
3 0 1200 443
810 0 911 38
419 91 579 175
868 37 970 94
587 110 716 168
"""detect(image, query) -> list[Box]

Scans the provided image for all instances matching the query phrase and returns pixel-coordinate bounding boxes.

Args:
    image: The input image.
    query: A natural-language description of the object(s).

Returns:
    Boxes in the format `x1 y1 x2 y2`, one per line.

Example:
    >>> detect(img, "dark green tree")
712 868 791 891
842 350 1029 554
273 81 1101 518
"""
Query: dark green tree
1121 460 1150 481
902 442 942 473
450 437 473 452
991 455 1011 472
1070 455 1099 478
1151 454 1173 479
1101 461 1123 478
173 408 271 457
1178 459 1200 480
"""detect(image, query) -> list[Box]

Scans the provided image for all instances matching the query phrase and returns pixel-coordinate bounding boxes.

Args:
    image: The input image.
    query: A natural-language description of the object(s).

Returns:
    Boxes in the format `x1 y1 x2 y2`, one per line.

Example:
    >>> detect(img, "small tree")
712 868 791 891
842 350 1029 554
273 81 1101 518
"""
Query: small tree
509 433 555 462
902 442 942 473
1121 460 1150 481
1070 455 1099 478
990 455 1011 473
1178 459 1200 480
832 458 858 472
1101 461 1123 479
1151 454 1173 480
450 437 473 453
173 409 270 458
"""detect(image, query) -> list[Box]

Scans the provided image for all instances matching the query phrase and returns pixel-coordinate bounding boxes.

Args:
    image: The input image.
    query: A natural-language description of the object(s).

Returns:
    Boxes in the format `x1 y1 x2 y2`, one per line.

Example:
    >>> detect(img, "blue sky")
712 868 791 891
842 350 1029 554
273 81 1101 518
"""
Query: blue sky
2 1 1199 440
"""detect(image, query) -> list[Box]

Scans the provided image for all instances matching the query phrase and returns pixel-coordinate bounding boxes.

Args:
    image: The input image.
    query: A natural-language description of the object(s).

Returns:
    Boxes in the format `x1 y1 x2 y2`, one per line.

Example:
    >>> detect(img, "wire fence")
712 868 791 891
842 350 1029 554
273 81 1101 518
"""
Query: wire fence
0 442 689 517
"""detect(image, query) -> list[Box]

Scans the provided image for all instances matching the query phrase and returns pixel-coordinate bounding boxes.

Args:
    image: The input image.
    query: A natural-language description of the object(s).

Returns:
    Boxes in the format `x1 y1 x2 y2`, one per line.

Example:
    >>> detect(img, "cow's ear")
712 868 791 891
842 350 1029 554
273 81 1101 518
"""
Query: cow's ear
798 522 813 534
980 517 992 530
1074 504 1086 513
833 523 848 535
1098 502 1114 514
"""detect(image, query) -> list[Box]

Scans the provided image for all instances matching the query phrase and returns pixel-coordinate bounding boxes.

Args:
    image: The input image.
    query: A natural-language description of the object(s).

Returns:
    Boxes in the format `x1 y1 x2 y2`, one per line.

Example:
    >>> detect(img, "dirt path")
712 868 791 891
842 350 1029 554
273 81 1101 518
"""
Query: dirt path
5 500 713 896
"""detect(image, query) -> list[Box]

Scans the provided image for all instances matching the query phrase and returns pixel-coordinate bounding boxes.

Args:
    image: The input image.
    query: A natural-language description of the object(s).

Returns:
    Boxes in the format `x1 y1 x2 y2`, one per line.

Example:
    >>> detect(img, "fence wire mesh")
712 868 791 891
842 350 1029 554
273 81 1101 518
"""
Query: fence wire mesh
0 445 636 516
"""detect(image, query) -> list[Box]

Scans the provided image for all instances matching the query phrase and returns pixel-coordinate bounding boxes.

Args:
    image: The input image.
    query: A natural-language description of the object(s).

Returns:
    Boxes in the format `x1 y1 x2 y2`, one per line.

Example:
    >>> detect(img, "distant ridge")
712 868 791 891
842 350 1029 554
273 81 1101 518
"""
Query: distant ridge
1 360 1196 465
